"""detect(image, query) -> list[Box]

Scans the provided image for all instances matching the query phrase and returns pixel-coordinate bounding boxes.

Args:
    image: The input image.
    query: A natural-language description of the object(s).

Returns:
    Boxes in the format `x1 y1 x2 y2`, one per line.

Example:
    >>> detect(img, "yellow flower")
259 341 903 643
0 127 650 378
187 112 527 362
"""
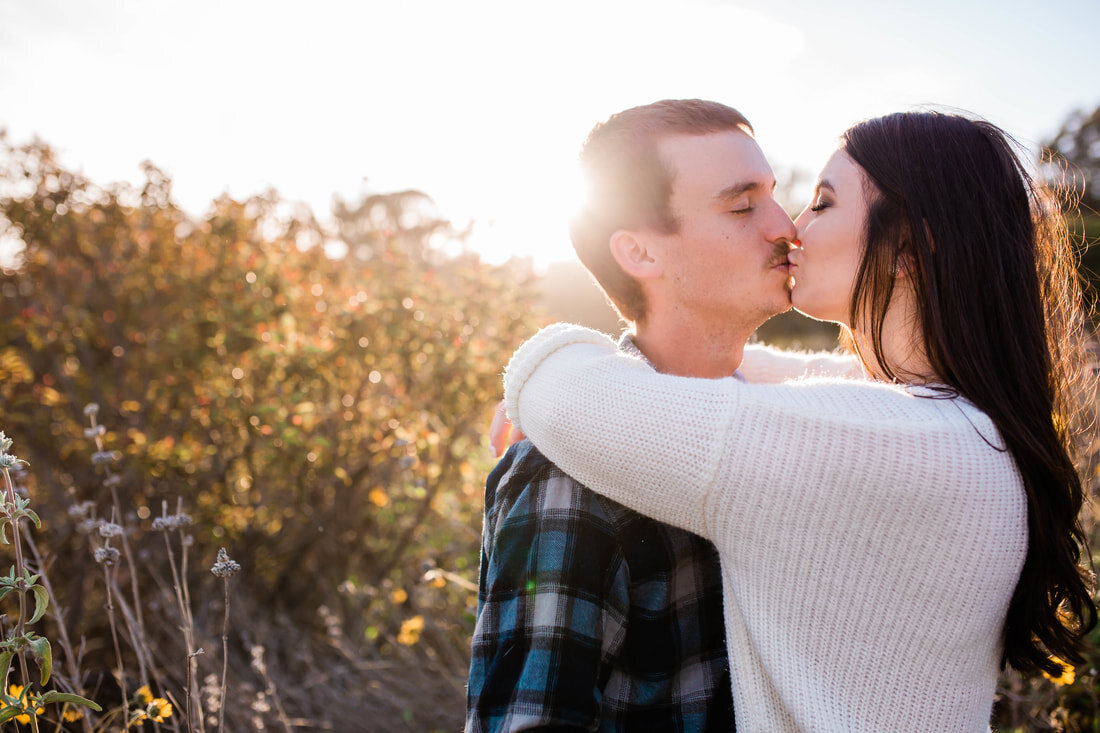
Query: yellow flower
429 575 447 589
147 698 173 723
135 684 154 704
62 706 85 722
7 685 44 724
397 614 425 645
131 686 172 724
1042 657 1076 686
390 588 408 604
369 488 389 507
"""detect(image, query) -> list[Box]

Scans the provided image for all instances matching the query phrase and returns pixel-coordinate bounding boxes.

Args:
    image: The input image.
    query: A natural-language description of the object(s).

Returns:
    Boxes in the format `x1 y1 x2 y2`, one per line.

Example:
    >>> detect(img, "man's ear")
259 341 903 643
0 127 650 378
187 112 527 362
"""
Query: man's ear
609 230 663 279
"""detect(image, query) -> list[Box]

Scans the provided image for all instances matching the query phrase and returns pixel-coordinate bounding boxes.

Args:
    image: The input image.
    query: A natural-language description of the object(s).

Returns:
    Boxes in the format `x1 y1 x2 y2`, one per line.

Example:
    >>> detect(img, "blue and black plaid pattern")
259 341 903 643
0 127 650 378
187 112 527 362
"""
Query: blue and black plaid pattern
466 441 733 732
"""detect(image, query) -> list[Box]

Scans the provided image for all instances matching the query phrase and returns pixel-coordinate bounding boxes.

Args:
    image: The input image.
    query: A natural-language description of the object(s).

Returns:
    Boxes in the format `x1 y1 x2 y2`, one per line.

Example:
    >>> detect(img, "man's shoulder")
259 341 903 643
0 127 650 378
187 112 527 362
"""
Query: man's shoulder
486 440 555 489
485 441 633 533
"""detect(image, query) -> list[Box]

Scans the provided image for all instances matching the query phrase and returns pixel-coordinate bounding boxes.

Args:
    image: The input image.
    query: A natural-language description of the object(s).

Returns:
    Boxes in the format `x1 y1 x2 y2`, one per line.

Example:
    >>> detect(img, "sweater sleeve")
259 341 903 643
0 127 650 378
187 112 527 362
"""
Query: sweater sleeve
738 342 863 384
504 326 1029 733
504 324 739 539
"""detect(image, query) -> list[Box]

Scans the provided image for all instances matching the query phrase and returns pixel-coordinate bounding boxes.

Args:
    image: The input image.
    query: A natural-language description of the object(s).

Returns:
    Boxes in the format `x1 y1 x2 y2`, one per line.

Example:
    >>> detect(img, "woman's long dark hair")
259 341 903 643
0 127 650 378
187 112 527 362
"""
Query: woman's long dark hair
842 110 1096 676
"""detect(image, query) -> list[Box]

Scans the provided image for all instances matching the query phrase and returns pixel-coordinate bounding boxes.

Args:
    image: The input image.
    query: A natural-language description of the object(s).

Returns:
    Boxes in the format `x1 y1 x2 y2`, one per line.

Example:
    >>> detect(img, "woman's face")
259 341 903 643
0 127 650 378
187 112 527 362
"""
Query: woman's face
789 150 871 326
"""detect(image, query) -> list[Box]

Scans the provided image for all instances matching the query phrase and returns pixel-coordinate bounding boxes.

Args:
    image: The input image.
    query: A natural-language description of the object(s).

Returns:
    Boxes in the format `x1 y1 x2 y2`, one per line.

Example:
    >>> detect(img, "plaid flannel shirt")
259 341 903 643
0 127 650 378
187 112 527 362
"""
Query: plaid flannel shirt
465 436 734 732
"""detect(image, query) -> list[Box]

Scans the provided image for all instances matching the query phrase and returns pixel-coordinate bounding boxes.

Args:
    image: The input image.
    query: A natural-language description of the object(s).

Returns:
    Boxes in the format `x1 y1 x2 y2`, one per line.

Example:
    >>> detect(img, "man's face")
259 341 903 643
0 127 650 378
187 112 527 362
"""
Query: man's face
647 131 796 327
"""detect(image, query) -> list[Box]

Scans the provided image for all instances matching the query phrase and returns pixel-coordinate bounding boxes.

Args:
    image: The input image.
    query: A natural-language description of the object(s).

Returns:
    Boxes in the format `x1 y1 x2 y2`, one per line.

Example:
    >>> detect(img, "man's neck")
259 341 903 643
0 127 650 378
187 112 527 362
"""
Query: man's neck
631 311 752 378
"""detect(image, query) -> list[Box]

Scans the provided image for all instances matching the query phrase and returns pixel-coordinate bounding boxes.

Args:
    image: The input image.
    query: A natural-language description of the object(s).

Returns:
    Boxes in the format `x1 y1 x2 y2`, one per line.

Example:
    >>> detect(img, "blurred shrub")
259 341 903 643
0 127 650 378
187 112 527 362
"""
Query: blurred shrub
0 134 540 729
3 124 1097 729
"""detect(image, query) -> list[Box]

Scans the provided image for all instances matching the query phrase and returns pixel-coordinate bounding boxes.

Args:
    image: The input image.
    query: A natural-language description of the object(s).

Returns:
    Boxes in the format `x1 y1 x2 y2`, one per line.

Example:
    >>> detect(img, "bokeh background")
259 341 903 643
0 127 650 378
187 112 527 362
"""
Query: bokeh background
1 0 1098 730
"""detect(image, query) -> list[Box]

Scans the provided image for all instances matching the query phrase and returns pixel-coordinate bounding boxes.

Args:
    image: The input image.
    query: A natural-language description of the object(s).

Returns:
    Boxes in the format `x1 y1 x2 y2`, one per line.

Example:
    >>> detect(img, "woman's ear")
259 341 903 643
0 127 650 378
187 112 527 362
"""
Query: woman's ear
892 253 915 278
609 230 663 279
894 220 933 277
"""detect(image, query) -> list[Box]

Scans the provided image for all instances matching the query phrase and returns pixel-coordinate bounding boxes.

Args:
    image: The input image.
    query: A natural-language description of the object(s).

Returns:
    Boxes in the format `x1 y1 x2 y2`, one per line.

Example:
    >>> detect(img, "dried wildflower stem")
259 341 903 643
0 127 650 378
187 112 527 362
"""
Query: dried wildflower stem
185 649 204 733
25 535 95 733
209 548 239 732
176 500 198 652
101 561 128 724
103 569 175 733
89 410 151 689
251 647 293 733
164 690 184 733
109 485 150 685
180 534 204 733
160 501 204 733
217 579 229 732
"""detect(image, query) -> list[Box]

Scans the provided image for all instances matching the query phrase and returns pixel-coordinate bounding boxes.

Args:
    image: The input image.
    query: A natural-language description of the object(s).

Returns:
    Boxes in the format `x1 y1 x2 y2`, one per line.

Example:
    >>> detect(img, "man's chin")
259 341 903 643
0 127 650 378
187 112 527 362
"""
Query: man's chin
751 299 794 330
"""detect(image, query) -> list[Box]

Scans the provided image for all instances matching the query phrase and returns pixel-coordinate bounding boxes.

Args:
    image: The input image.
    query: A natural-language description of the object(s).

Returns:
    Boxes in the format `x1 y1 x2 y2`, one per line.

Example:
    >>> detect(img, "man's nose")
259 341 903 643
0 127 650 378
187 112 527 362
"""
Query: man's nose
793 207 810 234
771 203 798 242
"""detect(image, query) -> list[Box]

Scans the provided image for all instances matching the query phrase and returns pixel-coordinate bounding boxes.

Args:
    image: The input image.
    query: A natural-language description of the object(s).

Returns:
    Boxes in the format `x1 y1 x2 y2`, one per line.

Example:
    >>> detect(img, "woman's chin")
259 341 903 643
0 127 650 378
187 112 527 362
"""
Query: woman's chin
790 291 815 317
790 294 839 325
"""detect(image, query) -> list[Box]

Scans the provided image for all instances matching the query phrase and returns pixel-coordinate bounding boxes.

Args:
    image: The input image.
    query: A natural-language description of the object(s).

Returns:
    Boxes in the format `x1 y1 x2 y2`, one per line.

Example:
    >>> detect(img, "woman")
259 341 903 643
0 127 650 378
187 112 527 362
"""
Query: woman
501 112 1096 731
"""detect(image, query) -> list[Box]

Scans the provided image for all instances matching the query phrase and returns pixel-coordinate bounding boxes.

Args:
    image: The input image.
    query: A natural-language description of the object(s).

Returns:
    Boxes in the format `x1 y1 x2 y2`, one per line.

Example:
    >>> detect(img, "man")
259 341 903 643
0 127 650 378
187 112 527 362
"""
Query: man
466 100 798 732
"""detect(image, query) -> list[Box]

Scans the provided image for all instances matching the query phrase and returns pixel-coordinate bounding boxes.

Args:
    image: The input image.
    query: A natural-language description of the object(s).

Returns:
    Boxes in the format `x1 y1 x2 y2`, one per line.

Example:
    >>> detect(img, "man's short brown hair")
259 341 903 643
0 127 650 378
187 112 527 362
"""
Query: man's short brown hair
570 99 754 323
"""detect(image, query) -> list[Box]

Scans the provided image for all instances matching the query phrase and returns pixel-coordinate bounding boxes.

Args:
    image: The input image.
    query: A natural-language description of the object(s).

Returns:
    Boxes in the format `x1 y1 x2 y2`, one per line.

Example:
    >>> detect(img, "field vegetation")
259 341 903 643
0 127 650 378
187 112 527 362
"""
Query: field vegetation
0 101 1098 730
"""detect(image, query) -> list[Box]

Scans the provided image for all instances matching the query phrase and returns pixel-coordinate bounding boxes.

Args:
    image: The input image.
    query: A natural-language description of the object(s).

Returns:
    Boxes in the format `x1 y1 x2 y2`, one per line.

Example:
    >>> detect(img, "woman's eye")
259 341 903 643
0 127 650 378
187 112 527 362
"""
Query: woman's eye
809 200 831 212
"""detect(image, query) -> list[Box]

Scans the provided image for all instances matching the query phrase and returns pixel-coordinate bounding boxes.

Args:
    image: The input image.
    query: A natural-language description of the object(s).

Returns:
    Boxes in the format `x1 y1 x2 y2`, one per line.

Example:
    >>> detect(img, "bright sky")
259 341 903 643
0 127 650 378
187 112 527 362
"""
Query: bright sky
1 0 1097 266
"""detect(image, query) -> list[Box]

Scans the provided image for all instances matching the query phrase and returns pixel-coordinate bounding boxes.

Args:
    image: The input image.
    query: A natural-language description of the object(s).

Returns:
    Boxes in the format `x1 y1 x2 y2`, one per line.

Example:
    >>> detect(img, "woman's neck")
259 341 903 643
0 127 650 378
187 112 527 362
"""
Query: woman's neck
849 286 941 386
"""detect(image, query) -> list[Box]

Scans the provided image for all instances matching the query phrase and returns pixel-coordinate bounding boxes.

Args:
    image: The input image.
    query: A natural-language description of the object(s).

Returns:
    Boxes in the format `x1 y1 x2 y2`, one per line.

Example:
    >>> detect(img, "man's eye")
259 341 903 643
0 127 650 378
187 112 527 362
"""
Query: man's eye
730 206 753 215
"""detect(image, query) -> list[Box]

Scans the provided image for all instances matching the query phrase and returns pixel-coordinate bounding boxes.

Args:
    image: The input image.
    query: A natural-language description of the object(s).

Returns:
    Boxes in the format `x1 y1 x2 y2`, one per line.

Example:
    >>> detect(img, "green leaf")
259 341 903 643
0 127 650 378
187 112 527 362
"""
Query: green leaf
0 586 12 604
0 706 21 724
0 653 12 695
24 509 40 530
29 636 51 686
0 520 9 546
36 691 102 711
28 585 48 625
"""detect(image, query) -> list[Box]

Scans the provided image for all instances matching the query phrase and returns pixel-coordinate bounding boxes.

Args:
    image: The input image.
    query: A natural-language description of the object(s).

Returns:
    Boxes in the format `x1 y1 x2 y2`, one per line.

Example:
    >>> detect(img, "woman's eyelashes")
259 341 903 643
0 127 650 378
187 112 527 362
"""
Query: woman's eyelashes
809 199 831 213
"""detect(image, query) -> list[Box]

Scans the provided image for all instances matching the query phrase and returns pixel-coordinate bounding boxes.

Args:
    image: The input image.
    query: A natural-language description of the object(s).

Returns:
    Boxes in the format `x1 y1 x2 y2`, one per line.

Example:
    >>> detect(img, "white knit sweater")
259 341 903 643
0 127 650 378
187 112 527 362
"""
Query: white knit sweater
504 324 1027 733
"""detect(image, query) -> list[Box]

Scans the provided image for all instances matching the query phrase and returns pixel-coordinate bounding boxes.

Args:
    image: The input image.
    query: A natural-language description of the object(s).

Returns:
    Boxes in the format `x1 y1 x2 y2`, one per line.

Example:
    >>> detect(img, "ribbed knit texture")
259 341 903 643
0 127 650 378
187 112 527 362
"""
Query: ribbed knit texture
738 342 863 384
504 324 1027 733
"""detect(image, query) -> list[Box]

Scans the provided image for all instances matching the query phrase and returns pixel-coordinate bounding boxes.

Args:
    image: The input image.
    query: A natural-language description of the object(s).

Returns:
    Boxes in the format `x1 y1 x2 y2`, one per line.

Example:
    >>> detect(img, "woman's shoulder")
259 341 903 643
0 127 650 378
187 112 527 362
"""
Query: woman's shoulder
737 376 1006 449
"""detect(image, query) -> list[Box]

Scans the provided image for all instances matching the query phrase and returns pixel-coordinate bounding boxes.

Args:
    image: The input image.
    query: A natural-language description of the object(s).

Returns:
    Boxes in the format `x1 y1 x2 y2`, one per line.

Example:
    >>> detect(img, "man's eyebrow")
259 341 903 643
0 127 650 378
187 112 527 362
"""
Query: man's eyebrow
714 180 769 201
